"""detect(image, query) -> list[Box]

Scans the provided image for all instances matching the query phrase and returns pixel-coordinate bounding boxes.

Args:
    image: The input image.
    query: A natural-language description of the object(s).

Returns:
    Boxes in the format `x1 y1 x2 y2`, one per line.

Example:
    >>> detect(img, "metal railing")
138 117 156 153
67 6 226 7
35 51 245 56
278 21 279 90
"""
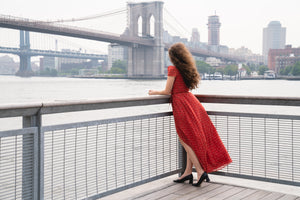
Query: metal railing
0 95 300 200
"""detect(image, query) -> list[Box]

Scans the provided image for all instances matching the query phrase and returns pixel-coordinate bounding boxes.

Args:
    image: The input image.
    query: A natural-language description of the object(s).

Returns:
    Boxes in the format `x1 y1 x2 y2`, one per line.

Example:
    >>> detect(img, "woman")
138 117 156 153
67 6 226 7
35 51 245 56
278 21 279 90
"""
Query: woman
148 43 232 187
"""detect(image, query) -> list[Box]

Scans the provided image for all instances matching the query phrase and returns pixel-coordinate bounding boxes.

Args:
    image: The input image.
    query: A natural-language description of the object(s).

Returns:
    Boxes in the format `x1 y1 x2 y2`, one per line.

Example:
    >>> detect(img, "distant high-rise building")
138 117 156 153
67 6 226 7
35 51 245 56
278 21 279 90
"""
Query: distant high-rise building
108 43 128 70
190 28 200 43
207 15 221 46
263 21 286 64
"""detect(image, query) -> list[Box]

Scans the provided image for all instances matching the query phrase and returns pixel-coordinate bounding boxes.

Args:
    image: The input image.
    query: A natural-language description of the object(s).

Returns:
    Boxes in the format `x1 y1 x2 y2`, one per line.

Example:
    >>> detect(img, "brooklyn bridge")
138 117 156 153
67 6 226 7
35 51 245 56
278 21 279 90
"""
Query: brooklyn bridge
0 1 244 77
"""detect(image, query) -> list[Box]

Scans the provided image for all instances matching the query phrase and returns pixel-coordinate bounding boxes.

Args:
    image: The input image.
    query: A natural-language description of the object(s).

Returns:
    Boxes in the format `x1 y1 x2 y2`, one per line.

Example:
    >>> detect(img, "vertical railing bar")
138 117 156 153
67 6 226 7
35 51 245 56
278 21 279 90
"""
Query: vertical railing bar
227 115 229 173
95 125 99 194
140 119 142 181
51 130 54 200
163 117 165 173
251 117 253 176
239 116 241 174
155 117 158 176
105 124 108 191
124 122 126 185
22 115 40 200
264 118 266 178
39 120 44 200
63 129 66 200
85 126 88 197
169 116 171 172
115 123 117 188
34 122 39 200
0 137 1 177
292 119 294 182
15 135 17 200
148 118 150 179
75 127 78 200
176 118 178 170
132 120 134 182
277 118 280 180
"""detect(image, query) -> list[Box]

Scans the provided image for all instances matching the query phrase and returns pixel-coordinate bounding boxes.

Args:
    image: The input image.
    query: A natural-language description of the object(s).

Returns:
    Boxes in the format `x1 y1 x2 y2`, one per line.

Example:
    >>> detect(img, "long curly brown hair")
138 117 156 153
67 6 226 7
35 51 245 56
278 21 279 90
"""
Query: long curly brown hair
168 43 200 90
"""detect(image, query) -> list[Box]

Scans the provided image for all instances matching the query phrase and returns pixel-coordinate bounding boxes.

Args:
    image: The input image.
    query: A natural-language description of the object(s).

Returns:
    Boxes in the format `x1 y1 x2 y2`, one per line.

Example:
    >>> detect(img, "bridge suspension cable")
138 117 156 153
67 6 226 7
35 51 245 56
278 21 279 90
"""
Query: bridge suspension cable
163 7 191 38
45 7 127 23
45 3 155 24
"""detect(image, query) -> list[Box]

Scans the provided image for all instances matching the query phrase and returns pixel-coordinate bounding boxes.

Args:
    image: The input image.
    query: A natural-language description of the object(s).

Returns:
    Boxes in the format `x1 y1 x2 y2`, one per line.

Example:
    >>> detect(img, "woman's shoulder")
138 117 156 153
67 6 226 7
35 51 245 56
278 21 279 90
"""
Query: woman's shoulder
167 65 178 76
168 65 177 70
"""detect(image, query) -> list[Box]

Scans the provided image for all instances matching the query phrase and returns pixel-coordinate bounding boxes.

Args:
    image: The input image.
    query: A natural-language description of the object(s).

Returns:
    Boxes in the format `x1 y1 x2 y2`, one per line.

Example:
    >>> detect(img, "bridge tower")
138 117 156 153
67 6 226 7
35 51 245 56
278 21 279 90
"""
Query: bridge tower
127 1 164 78
16 30 34 76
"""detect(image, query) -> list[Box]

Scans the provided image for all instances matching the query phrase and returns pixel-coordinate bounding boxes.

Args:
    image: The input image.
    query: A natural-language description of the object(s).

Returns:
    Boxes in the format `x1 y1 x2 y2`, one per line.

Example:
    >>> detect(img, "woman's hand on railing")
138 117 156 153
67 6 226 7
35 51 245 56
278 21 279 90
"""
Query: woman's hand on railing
148 90 156 95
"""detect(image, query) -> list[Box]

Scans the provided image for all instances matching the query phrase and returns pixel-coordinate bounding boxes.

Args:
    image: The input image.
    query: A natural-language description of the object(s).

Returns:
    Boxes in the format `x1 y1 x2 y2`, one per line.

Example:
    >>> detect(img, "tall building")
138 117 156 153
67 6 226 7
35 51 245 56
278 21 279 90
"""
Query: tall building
207 15 221 46
190 28 200 43
263 21 286 64
108 44 128 70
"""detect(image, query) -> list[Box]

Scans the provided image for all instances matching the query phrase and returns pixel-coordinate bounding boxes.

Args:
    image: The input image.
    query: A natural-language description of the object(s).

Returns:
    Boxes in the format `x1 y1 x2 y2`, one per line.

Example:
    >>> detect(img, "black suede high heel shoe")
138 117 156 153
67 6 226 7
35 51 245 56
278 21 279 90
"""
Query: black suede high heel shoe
173 174 193 184
192 172 210 187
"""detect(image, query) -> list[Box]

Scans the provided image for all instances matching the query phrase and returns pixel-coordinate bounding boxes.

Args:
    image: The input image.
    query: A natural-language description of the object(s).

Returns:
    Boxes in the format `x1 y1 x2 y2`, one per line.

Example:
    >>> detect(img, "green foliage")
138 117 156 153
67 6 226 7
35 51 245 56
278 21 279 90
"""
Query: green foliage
196 60 215 74
258 65 269 75
248 64 258 72
109 60 127 74
208 65 216 74
40 68 58 77
242 65 251 75
216 67 224 75
279 62 300 76
292 62 300 76
70 68 79 75
98 66 104 73
224 65 238 76
280 65 293 75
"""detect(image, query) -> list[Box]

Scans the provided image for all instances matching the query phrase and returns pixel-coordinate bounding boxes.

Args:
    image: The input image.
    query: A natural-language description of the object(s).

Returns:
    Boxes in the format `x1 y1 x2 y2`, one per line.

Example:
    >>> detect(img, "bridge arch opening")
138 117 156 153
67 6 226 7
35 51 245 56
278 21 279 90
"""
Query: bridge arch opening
137 16 142 37
149 14 155 37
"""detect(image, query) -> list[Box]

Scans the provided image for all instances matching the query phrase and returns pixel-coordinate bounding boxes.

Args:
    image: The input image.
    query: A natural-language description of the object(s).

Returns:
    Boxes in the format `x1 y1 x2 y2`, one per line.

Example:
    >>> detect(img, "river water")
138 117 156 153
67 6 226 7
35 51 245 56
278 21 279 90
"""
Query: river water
1 75 300 130
1 75 300 103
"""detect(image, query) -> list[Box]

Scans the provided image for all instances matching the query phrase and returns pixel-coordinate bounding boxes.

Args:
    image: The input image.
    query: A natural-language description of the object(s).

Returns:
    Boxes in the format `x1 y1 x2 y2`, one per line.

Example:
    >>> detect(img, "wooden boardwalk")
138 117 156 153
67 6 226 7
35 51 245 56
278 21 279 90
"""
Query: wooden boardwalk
128 182 300 200
102 175 300 200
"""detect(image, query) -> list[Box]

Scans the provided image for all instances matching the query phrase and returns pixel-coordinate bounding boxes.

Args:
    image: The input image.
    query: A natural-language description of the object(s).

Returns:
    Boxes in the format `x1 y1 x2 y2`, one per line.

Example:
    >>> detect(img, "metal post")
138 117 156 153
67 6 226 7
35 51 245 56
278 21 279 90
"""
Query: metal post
22 112 42 200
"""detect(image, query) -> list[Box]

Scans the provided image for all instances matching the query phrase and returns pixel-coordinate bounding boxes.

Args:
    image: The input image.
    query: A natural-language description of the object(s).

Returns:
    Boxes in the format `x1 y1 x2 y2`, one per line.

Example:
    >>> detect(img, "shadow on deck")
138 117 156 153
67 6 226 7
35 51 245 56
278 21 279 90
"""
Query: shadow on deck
102 174 300 200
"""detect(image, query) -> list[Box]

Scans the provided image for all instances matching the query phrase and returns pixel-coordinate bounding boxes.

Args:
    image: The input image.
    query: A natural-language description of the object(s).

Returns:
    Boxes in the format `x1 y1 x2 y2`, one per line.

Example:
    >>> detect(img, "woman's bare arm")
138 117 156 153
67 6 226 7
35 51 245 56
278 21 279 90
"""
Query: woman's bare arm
148 76 175 95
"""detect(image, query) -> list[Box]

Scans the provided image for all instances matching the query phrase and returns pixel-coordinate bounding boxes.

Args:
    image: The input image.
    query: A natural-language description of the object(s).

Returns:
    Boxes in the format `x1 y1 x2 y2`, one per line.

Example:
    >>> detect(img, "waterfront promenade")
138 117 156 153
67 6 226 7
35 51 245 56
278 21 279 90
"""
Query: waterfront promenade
0 95 300 199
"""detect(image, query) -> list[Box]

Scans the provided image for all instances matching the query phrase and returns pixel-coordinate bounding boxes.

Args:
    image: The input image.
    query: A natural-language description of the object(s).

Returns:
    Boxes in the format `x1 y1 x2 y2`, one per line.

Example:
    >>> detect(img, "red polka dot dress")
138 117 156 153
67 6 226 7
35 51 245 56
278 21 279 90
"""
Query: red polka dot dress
168 66 232 173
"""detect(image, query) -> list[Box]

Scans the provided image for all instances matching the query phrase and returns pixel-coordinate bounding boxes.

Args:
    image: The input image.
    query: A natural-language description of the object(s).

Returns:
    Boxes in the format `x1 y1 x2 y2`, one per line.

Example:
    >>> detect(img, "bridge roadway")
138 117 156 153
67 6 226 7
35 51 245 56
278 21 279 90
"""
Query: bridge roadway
0 46 107 60
0 15 244 62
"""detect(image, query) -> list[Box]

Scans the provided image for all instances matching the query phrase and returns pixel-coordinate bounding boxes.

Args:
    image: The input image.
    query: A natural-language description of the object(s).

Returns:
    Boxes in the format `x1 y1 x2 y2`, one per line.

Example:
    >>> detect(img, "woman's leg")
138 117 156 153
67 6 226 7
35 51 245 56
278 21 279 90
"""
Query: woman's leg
178 152 193 179
179 139 204 181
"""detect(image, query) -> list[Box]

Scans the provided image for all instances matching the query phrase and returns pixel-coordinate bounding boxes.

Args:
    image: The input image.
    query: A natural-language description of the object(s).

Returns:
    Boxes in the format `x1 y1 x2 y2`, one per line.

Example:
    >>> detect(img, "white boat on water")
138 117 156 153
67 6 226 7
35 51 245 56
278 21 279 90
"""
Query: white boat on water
264 70 276 79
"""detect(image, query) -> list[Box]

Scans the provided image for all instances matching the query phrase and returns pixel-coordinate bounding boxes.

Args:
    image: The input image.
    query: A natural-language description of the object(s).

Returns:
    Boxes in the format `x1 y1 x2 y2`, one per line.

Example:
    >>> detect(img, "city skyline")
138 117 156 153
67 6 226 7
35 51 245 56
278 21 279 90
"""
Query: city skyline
0 0 300 54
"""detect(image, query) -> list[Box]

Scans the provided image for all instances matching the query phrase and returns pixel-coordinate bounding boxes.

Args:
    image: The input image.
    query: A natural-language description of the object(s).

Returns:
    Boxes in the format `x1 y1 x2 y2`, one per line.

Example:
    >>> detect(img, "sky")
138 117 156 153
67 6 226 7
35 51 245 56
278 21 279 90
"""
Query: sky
1 0 300 55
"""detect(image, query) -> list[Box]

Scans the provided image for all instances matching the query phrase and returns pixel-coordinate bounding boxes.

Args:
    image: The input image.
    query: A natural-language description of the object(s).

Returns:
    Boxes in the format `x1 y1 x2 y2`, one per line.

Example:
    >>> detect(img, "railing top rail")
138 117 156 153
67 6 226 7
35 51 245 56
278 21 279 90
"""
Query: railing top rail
195 94 300 106
1 95 300 118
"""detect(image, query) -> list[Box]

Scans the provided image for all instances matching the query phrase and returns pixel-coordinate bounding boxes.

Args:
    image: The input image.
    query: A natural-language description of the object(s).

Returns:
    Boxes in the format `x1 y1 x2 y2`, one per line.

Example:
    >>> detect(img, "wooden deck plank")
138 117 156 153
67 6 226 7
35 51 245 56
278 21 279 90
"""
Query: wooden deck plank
173 181 211 195
189 184 234 200
224 188 258 200
207 186 246 200
132 183 185 200
259 192 285 200
174 183 223 200
241 190 271 200
158 193 180 200
277 194 300 200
